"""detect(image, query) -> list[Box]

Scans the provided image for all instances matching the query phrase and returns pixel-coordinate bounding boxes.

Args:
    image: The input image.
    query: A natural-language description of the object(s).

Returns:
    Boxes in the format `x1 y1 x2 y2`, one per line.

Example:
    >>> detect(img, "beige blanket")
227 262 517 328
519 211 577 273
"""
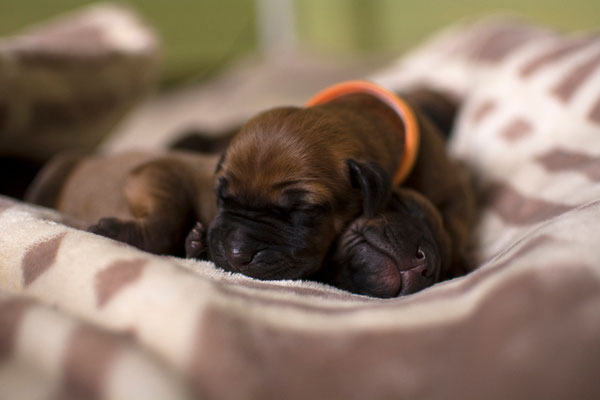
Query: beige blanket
1 17 600 400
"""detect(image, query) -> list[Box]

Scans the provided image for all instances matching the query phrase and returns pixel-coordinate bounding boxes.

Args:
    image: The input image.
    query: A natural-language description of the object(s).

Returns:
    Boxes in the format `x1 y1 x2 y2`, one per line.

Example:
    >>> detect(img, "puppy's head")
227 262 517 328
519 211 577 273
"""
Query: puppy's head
326 189 451 298
208 106 392 280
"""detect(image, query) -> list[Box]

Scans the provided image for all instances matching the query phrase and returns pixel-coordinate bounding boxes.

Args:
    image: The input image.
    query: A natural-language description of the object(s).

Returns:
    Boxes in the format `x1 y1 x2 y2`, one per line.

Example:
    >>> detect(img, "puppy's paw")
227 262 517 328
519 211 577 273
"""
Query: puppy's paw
185 222 208 260
88 217 139 244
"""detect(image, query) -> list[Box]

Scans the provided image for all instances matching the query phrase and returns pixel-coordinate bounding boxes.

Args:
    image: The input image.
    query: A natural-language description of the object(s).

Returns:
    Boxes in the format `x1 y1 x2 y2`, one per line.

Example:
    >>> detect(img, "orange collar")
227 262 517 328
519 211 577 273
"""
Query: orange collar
306 80 420 186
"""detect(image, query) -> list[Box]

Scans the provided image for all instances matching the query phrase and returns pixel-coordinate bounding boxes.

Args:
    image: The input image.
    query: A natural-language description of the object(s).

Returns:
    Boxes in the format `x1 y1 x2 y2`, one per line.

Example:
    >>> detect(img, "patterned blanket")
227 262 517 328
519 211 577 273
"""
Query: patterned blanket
1 17 600 400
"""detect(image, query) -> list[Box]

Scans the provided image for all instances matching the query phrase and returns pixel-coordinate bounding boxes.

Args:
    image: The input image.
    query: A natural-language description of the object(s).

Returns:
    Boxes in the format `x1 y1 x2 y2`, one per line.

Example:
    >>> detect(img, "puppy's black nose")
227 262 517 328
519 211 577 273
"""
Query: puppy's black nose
224 230 257 271
226 244 255 270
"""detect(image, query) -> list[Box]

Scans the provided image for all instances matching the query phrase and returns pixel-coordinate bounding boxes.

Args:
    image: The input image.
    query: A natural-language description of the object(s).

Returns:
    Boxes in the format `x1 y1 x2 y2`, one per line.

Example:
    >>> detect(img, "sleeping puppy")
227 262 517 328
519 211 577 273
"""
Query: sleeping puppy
208 81 473 280
319 188 452 298
183 187 452 298
26 82 471 280
25 151 219 256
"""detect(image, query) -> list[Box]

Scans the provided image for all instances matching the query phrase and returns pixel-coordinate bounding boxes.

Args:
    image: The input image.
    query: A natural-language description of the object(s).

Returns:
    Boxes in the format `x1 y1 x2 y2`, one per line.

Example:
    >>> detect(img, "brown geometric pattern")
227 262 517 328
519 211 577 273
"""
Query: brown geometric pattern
21 232 67 286
471 99 497 124
552 51 600 102
520 36 595 77
57 326 122 400
464 22 542 62
95 258 147 307
0 298 33 361
500 118 533 142
589 96 600 125
536 148 600 181
483 182 574 225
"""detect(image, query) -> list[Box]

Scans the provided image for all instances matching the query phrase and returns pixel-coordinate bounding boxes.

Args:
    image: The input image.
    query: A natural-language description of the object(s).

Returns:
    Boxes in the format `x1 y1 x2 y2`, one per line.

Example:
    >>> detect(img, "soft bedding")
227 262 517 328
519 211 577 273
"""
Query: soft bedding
1 16 600 400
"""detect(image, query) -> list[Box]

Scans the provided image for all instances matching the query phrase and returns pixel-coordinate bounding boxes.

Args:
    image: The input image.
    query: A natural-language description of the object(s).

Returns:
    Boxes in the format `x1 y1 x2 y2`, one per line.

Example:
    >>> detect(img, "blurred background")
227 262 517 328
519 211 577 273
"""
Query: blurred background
1 0 598 88
0 0 598 200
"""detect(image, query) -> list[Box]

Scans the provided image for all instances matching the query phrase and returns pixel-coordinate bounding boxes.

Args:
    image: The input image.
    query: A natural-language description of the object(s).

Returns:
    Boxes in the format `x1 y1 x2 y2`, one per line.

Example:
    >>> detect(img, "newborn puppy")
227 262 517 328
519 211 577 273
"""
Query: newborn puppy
26 151 219 256
208 82 473 280
321 189 452 298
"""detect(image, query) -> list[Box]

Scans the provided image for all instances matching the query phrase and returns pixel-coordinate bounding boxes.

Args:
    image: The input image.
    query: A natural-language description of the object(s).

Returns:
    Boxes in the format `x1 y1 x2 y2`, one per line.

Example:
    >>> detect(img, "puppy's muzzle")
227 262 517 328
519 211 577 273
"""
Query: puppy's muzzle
223 229 260 271
209 218 318 280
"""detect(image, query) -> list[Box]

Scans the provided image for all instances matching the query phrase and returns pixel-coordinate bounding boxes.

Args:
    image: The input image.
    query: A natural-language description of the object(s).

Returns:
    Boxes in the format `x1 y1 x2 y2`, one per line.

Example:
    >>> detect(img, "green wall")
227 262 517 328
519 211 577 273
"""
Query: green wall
0 0 257 85
1 0 597 86
296 0 600 53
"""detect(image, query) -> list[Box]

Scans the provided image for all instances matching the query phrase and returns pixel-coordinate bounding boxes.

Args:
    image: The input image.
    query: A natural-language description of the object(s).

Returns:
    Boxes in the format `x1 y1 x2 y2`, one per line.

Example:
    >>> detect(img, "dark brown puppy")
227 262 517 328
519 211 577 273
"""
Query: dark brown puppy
26 151 219 256
183 187 452 297
208 84 473 280
320 188 452 298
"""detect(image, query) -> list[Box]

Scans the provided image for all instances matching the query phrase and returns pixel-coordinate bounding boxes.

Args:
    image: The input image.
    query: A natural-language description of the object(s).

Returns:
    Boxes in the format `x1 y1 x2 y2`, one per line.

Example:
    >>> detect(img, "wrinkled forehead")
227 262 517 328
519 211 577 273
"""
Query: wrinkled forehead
217 151 338 208
215 106 350 208
221 174 334 209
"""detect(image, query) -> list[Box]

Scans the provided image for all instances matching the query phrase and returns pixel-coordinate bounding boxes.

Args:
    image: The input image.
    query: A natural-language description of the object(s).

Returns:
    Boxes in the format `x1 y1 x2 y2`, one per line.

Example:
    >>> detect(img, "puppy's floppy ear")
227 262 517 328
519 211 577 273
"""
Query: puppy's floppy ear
346 159 392 218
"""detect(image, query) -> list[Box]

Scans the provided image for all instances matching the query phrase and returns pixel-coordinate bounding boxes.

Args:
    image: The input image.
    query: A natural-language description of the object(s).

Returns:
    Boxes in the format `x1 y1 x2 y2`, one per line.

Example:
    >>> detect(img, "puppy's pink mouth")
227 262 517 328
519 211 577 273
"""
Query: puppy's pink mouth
377 257 403 297
377 259 431 297
398 264 432 295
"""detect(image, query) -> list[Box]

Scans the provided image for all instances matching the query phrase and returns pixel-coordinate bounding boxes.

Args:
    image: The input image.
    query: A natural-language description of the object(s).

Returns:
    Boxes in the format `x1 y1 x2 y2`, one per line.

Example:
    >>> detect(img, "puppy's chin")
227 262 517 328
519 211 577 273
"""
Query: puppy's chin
211 248 322 280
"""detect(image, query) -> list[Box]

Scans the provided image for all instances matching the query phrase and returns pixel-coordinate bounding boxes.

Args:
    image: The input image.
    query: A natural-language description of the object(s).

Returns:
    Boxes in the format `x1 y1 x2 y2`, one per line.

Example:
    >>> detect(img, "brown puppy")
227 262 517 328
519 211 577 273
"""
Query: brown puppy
208 82 473 280
26 151 219 256
319 188 452 298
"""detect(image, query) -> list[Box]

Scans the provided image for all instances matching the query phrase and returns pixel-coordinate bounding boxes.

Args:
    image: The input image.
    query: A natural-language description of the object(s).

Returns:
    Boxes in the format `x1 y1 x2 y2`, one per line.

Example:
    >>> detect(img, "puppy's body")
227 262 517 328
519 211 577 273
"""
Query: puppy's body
398 101 473 276
26 151 219 256
26 85 472 283
323 189 452 298
209 88 473 280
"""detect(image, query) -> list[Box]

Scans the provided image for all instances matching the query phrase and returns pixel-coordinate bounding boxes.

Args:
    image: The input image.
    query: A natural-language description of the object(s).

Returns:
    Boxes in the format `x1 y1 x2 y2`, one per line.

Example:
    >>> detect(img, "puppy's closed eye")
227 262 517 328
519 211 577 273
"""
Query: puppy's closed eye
290 205 328 226
279 187 310 210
